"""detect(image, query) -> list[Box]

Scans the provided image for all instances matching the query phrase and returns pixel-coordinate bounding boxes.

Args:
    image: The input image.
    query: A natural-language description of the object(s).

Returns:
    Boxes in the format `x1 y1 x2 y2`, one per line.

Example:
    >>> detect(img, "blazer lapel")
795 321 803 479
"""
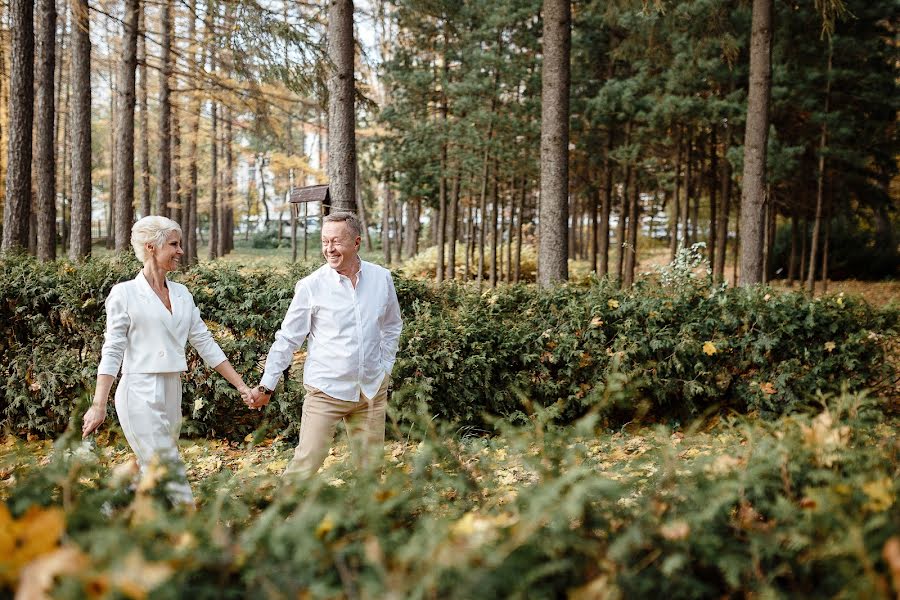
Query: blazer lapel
136 271 179 338
169 283 186 333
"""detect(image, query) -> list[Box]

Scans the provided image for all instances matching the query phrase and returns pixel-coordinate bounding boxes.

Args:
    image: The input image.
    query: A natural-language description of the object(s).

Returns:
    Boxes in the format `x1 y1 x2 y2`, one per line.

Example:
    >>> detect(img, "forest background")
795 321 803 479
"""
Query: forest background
0 0 899 597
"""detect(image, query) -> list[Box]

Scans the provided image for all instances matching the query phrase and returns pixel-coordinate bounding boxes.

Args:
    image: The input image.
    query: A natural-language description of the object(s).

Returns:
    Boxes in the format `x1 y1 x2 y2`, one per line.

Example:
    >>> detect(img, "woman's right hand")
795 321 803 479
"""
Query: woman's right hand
82 404 107 438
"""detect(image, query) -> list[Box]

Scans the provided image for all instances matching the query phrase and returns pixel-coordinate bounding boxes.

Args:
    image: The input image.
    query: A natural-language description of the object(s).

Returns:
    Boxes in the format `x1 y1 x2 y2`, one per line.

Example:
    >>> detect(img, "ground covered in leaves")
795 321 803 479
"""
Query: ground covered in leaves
1 394 898 599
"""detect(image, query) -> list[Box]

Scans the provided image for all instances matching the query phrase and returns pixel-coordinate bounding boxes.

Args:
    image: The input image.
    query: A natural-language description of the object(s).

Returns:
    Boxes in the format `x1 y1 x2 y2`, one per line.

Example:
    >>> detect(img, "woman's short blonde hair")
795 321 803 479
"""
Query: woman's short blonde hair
131 216 182 262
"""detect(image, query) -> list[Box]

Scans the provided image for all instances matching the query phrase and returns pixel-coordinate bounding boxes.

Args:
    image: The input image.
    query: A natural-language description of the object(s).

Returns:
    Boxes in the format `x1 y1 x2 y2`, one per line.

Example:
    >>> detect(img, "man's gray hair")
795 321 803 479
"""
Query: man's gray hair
131 215 182 262
323 212 362 238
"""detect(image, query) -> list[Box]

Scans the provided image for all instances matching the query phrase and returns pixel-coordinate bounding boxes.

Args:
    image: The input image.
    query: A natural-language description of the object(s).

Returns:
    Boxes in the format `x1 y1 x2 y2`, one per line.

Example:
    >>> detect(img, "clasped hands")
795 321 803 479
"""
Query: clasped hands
239 385 271 411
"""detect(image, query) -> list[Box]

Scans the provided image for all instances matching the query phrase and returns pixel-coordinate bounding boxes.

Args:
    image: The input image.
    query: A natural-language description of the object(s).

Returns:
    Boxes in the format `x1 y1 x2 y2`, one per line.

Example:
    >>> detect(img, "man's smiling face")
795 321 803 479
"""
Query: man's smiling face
321 221 361 274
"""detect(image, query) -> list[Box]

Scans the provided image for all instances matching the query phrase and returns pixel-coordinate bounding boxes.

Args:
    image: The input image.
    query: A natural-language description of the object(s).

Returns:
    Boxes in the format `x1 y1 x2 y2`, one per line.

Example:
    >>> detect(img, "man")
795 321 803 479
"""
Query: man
249 212 403 478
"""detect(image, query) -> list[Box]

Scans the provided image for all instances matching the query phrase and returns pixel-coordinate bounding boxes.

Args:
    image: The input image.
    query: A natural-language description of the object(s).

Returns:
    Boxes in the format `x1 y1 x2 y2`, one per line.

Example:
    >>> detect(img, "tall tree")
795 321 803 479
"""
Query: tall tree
738 0 773 285
537 0 570 286
326 0 356 212
137 3 150 218
68 0 92 259
35 0 57 260
157 0 173 216
2 0 35 252
114 0 140 251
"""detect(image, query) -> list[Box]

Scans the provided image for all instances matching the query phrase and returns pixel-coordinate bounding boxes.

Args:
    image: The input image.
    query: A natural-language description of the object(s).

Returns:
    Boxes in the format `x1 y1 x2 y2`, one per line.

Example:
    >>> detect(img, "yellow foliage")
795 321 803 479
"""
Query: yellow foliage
0 504 66 586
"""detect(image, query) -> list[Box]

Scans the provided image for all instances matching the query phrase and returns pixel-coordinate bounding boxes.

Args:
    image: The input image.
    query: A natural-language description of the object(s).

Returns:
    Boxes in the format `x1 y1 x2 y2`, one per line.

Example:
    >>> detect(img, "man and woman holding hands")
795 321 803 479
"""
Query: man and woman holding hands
81 212 402 505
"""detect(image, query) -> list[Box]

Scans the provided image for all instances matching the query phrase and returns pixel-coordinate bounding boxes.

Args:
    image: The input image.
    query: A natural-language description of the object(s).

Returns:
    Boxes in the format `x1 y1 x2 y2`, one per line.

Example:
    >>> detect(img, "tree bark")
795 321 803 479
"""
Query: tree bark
220 105 232 258
714 127 732 283
489 172 499 287
447 172 460 280
382 174 391 265
600 133 612 276
114 0 139 252
2 0 35 253
738 0 773 285
537 0 571 286
807 42 832 293
708 126 718 268
787 209 799 285
514 180 526 283
327 0 356 212
138 3 150 219
157 0 172 217
623 167 639 287
682 128 692 249
209 102 219 259
68 0 92 259
35 0 57 260
669 128 681 261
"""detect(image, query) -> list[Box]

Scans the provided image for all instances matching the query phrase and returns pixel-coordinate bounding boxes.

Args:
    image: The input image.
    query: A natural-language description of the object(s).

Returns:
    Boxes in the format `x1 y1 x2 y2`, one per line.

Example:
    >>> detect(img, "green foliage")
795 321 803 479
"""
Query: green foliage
1 394 897 598
0 256 896 439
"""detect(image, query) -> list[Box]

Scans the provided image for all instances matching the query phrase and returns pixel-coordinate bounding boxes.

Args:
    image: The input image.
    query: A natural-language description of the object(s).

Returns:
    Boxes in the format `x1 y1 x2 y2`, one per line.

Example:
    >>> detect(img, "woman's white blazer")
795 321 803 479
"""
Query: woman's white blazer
97 271 227 377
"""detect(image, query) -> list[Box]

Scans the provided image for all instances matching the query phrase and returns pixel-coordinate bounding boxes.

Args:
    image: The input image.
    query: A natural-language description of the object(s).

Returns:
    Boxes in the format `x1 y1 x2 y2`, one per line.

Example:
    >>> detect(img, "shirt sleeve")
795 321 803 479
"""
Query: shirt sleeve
260 280 312 390
97 285 131 377
186 295 228 368
380 273 403 373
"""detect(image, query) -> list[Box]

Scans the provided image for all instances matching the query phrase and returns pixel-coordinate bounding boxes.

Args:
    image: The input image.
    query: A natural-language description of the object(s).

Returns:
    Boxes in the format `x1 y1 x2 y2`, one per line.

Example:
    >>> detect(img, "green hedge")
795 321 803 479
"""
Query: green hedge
0 254 896 438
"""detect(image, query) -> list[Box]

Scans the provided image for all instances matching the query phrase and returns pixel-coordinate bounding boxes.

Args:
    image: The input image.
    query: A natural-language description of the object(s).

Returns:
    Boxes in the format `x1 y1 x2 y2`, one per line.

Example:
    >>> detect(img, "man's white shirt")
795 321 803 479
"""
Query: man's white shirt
260 260 403 402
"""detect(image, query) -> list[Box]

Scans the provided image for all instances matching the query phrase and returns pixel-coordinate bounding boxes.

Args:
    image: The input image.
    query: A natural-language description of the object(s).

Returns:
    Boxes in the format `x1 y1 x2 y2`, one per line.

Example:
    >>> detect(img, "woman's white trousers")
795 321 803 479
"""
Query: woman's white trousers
114 372 193 505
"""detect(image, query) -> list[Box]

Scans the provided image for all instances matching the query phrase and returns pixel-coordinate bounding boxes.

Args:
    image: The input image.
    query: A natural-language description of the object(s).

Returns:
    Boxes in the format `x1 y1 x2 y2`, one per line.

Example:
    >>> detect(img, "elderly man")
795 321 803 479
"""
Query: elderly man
250 212 403 477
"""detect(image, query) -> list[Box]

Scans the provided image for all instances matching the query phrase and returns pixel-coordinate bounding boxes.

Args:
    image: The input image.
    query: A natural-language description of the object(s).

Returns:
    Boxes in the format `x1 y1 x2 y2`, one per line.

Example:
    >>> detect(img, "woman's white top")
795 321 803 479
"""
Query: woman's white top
97 271 227 377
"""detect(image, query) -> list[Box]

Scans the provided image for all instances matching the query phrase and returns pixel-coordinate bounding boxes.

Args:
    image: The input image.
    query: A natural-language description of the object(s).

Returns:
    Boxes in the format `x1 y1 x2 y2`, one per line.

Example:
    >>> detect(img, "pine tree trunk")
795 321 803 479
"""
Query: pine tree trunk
327 0 356 212
708 126 718 269
157 0 172 217
490 173 499 288
615 164 629 284
138 4 150 219
714 127 732 283
382 174 391 265
404 197 419 258
537 0 570 286
171 98 182 226
623 167 639 287
219 105 232 258
738 0 773 285
807 42 832 294
2 0 35 253
505 179 515 284
465 201 474 280
600 133 612 277
68 0 91 259
184 1 205 264
514 180 526 283
35 0 57 260
114 0 139 252
670 129 681 261
477 151 489 287
682 129 692 249
787 210 798 286
447 173 460 280
209 102 219 260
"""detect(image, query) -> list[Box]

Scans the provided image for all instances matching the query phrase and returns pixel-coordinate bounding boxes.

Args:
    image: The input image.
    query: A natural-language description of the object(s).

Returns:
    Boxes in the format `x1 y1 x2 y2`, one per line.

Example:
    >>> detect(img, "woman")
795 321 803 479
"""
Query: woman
81 216 252 505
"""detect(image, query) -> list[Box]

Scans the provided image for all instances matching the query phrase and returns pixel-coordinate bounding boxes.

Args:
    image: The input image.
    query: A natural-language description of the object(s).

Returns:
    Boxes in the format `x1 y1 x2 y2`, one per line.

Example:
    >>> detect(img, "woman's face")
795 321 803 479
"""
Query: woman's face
146 231 184 272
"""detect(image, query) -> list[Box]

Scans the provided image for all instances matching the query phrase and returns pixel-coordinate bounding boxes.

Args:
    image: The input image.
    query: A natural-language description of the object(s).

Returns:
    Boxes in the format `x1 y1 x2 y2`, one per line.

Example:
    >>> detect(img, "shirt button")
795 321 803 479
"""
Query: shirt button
158 351 165 357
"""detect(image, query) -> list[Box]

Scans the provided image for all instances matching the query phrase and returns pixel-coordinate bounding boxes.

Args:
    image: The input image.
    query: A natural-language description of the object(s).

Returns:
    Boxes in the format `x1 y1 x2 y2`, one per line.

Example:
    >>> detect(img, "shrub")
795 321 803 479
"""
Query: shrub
0 254 896 439
0 394 897 598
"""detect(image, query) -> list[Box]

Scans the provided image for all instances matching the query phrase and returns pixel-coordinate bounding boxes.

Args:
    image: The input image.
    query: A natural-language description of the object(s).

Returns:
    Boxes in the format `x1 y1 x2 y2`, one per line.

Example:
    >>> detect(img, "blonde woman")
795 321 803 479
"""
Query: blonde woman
81 216 252 505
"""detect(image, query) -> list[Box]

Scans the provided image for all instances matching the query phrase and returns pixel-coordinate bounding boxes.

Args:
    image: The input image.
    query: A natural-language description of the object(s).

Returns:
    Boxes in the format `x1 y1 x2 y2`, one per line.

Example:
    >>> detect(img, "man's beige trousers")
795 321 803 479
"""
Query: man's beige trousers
283 376 389 478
